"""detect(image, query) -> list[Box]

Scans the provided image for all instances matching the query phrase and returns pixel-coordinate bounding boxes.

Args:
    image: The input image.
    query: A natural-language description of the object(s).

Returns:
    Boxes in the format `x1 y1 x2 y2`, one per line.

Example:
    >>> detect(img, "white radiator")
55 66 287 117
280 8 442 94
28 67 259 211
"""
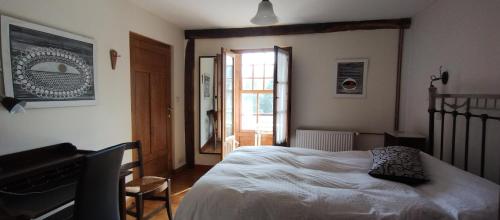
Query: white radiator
294 129 355 152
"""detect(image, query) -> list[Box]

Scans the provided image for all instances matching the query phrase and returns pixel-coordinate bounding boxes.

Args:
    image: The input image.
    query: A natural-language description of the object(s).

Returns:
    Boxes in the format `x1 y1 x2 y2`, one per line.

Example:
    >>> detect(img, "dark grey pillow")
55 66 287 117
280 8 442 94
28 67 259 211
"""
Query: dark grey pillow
368 146 428 185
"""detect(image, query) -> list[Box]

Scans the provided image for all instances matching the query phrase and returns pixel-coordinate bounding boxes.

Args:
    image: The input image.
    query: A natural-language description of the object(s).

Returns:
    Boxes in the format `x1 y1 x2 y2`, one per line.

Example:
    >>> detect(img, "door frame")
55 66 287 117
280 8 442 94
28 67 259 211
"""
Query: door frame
129 32 173 177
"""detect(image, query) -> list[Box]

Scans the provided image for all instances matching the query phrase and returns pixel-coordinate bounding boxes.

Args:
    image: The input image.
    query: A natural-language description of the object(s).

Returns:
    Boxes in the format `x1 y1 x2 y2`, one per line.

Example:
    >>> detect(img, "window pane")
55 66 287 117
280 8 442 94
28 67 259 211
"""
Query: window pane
241 93 257 130
226 65 233 75
265 64 274 78
225 75 234 137
226 78 233 92
253 79 264 90
242 64 252 78
264 79 273 90
241 115 257 130
263 52 275 64
242 79 252 90
226 55 233 65
254 64 264 77
258 93 273 114
226 80 233 107
258 115 273 131
241 93 257 114
242 53 259 65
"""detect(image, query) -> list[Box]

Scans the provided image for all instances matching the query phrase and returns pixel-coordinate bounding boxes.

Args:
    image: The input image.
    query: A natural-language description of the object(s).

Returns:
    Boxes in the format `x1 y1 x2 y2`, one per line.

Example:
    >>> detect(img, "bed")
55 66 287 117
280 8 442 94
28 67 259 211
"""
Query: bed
175 86 500 220
175 146 498 220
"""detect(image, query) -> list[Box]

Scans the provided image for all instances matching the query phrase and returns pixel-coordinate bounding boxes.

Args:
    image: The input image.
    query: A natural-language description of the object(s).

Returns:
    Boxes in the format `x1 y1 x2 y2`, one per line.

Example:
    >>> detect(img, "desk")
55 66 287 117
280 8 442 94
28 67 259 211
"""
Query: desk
0 143 87 220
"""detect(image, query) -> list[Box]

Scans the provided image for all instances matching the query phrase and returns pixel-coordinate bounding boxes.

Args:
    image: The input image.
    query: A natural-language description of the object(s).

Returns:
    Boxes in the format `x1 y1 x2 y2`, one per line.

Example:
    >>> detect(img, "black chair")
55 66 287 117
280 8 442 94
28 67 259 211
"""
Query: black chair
73 143 125 220
121 141 172 220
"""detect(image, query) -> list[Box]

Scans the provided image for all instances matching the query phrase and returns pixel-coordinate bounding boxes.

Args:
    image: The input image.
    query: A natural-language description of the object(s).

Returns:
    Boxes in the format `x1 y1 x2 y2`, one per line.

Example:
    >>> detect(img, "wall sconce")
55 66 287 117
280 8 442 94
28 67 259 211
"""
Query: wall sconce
1 96 26 114
430 66 449 87
110 49 121 70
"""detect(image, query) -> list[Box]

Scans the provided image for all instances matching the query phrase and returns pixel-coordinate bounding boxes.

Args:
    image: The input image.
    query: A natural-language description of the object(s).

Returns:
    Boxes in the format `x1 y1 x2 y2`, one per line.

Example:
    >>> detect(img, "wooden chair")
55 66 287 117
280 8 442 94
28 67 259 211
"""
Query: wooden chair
121 141 172 220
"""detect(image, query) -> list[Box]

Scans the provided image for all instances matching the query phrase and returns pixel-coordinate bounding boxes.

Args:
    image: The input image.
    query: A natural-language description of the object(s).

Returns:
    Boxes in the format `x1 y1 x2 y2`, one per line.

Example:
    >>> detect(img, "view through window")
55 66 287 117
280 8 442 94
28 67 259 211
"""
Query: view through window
240 52 274 131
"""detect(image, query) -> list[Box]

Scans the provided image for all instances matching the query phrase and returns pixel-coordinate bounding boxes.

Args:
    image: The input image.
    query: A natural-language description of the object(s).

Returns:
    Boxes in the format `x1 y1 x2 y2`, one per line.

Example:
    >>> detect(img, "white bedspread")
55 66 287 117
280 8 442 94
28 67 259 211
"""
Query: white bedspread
175 146 499 220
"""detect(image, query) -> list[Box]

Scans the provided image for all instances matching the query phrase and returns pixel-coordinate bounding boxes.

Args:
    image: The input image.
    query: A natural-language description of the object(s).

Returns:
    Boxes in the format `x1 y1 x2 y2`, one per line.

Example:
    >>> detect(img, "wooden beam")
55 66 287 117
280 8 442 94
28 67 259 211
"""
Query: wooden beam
185 18 411 39
394 28 405 131
231 48 274 54
184 38 195 168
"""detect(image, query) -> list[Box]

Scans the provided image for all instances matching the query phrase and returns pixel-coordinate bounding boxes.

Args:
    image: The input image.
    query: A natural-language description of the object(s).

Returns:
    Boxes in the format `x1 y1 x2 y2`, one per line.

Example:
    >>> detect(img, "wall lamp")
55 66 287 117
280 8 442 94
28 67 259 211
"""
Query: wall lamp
1 96 26 114
430 66 449 87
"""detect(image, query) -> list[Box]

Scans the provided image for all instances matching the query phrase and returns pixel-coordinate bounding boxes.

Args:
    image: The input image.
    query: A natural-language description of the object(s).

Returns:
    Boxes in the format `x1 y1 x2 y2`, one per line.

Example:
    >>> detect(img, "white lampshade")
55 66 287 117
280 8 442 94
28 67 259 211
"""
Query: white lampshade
251 0 278 26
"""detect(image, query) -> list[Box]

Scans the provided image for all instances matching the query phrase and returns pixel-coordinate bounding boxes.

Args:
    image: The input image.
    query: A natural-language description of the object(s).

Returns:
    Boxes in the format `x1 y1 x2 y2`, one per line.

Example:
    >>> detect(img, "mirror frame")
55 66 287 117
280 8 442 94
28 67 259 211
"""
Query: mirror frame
198 56 221 155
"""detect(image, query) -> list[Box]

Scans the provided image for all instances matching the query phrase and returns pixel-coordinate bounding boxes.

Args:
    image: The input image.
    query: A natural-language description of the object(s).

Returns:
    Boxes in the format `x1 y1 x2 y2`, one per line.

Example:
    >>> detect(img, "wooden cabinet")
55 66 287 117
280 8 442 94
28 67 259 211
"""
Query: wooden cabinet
384 132 426 152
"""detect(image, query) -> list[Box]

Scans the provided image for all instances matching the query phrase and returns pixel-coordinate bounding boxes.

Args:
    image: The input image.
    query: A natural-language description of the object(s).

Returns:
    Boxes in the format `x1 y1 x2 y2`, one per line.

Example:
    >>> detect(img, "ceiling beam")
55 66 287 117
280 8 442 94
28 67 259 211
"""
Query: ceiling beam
185 18 411 39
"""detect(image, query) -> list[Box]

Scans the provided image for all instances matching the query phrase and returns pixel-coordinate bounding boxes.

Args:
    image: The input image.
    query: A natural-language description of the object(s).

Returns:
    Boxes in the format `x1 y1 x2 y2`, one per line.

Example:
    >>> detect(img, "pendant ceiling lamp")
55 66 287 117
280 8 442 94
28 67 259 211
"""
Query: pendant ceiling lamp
251 0 278 26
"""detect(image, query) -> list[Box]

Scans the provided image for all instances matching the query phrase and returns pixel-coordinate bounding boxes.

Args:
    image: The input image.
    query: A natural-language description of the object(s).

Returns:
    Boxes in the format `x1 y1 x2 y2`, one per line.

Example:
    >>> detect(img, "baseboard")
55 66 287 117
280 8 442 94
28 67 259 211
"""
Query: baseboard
194 165 213 169
174 164 213 173
174 164 188 174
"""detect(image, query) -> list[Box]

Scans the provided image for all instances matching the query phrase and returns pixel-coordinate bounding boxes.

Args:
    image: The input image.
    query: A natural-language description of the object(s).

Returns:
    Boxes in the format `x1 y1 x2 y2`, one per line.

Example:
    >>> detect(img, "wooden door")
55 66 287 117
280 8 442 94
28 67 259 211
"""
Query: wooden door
130 33 172 177
273 46 292 146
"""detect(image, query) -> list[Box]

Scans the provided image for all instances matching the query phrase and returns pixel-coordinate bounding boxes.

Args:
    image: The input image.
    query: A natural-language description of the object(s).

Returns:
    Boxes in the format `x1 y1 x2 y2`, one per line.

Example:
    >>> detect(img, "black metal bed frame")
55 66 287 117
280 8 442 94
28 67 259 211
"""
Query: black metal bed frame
428 85 500 178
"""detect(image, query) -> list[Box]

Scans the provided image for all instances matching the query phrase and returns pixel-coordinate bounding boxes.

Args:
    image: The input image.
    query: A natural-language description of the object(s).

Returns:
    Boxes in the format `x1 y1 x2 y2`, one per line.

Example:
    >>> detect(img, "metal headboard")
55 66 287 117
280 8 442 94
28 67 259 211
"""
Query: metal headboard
428 85 500 177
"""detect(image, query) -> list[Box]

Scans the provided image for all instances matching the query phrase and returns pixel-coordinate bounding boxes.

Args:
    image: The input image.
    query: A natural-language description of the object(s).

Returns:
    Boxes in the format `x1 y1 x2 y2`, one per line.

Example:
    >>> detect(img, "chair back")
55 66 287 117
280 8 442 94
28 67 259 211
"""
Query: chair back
74 143 125 220
121 141 144 177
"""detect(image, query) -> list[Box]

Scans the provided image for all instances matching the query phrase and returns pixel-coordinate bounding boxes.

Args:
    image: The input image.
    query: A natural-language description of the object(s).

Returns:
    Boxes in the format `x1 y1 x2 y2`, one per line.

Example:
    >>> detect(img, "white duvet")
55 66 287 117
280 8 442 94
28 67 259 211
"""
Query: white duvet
175 146 499 220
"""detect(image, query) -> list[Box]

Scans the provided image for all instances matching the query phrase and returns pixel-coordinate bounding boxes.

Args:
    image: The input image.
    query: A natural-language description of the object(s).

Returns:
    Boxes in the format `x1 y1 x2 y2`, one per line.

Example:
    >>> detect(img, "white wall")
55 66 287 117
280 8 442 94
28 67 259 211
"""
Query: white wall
0 0 186 169
195 30 399 165
401 0 500 182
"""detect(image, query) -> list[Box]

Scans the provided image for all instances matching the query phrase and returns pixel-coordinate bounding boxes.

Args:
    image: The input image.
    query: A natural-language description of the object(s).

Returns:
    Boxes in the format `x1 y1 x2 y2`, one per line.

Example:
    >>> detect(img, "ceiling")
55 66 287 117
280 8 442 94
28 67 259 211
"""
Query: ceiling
129 0 436 30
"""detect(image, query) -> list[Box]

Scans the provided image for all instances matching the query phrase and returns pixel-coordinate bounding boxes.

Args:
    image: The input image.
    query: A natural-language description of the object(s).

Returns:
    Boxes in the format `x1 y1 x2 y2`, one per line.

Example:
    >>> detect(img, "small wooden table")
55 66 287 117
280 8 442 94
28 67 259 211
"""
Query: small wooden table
384 131 427 152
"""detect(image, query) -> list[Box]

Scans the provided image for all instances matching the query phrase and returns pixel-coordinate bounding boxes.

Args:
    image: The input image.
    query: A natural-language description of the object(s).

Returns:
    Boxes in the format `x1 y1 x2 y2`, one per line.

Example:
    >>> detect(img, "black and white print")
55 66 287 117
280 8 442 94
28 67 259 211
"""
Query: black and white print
1 15 96 108
203 74 211 98
334 59 368 98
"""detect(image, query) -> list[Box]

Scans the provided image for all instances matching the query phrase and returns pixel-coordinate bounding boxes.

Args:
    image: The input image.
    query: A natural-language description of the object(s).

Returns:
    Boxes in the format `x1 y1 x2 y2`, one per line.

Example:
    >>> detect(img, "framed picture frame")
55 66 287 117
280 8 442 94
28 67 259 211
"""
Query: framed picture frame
1 15 97 108
334 58 368 98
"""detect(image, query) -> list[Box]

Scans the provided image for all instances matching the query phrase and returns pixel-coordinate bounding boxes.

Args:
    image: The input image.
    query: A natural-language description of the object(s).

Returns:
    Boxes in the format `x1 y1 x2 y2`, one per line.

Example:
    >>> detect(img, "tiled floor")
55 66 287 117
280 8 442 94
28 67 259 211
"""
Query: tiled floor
126 166 212 220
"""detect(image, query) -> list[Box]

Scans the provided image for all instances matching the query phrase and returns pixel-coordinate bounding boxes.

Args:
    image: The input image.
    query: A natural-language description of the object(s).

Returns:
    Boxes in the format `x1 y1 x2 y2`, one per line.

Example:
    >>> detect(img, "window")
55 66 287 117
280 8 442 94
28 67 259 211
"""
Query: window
240 52 274 131
225 55 234 136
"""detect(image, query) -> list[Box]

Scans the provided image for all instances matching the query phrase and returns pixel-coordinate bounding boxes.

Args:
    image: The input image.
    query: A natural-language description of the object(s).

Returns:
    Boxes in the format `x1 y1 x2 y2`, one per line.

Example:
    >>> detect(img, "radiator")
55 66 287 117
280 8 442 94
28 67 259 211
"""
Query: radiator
294 129 355 152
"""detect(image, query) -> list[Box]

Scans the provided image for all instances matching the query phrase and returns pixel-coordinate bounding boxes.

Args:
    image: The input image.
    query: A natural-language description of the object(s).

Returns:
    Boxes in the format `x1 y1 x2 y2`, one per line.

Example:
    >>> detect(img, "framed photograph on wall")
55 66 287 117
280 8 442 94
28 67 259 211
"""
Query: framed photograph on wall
1 15 97 108
334 58 368 98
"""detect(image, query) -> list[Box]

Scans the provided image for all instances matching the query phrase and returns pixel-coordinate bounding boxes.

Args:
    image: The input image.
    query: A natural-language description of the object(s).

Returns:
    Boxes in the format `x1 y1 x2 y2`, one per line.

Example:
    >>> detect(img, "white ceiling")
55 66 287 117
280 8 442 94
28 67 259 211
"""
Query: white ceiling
129 0 436 30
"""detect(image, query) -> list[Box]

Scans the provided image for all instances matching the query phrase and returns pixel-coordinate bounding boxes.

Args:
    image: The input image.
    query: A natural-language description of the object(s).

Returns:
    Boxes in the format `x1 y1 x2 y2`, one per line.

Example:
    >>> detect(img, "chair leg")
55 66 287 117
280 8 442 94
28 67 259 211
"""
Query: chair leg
119 178 126 220
136 195 144 220
165 179 173 220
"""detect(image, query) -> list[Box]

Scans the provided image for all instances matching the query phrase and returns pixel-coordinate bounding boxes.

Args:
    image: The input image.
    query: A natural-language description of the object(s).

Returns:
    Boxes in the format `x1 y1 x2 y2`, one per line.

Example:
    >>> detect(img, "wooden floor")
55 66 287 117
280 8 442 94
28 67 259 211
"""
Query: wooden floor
126 166 212 220
200 135 222 154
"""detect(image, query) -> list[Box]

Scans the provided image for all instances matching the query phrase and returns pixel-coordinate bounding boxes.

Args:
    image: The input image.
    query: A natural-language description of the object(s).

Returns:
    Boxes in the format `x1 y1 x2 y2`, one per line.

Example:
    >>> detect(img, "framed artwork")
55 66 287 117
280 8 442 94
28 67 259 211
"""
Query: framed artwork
334 58 368 98
202 74 211 98
1 15 96 108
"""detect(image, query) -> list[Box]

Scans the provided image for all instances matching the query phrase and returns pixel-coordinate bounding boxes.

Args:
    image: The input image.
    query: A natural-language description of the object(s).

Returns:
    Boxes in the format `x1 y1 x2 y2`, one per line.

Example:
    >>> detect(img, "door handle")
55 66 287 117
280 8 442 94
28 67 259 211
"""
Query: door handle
168 107 173 118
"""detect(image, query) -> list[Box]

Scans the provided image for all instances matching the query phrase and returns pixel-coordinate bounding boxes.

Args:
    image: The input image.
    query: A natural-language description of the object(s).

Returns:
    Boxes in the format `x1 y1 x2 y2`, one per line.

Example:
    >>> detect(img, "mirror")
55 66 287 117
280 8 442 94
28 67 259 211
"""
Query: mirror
199 56 222 154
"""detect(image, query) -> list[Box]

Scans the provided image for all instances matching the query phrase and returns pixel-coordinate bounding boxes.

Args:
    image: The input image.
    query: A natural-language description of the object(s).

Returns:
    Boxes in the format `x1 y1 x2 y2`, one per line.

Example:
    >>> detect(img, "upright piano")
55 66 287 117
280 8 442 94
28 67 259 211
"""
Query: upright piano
0 143 89 220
